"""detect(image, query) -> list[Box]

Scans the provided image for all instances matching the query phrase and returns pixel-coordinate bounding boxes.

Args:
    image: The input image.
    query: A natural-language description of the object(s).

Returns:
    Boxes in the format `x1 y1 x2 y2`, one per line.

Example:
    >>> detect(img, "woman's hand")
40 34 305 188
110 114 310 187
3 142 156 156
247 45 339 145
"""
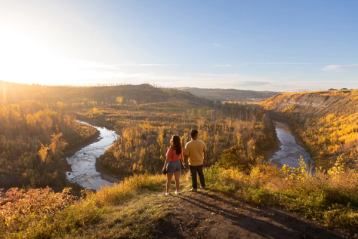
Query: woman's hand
162 163 168 174
180 160 186 170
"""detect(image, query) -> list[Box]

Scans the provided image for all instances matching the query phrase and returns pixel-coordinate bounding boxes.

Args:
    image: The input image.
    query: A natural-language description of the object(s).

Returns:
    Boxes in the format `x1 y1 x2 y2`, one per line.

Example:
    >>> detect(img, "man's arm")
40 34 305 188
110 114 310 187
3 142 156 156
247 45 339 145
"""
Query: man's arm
203 142 207 166
183 143 189 167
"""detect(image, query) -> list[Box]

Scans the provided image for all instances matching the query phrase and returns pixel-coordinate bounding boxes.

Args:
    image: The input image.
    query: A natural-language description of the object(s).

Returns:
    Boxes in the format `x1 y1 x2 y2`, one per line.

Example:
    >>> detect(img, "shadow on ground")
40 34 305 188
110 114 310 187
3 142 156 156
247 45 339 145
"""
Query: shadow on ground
155 190 345 239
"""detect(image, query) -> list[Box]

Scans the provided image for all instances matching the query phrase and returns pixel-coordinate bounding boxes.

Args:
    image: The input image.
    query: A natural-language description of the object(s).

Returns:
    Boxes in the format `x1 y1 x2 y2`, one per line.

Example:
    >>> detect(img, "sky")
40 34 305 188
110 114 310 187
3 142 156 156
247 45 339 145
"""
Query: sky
0 0 357 91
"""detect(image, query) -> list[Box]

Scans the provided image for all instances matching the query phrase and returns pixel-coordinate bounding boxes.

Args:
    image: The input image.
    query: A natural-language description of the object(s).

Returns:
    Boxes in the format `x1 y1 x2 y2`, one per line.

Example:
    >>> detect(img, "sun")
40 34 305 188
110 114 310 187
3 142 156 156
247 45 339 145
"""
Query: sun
0 29 89 85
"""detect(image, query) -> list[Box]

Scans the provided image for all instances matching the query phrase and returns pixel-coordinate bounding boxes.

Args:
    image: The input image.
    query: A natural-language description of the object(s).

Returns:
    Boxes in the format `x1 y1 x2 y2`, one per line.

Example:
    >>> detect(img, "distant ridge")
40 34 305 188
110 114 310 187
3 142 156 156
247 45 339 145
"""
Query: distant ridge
0 81 211 106
179 87 278 101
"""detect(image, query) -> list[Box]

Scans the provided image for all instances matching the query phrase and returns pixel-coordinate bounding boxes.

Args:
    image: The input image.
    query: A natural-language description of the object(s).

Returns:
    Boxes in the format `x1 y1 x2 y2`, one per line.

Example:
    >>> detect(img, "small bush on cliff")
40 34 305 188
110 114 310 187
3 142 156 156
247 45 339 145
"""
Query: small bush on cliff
1 174 166 239
205 163 358 232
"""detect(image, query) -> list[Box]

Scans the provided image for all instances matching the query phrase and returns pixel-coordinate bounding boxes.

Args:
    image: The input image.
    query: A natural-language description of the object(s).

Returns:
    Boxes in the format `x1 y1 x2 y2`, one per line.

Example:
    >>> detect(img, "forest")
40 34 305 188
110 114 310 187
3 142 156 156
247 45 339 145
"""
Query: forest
0 81 276 188
1 82 357 238
0 100 97 189
84 102 275 176
263 90 358 169
1 82 357 189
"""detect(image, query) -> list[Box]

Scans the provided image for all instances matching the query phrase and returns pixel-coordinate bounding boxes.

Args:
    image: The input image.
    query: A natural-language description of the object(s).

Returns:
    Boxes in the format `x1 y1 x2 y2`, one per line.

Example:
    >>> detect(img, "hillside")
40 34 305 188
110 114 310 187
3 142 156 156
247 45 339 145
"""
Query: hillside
179 87 277 101
0 81 273 189
1 82 357 238
2 170 354 239
263 89 358 168
0 81 211 107
0 81 211 189
0 101 98 189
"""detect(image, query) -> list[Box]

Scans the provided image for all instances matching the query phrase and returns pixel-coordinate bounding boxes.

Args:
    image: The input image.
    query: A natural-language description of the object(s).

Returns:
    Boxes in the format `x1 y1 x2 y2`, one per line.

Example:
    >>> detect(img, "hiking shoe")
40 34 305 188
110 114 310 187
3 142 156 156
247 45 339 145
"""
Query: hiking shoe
165 192 169 196
174 190 179 195
189 188 197 192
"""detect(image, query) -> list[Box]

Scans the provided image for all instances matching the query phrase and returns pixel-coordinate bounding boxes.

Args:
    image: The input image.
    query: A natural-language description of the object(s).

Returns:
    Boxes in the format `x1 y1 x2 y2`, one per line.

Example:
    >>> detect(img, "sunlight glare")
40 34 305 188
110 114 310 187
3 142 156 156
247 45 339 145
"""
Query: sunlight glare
0 29 99 85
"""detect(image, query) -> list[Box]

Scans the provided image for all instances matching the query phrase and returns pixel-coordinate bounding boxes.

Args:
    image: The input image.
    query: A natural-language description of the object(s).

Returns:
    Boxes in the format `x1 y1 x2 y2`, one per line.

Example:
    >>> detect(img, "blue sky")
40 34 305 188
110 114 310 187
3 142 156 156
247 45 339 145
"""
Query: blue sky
0 0 357 91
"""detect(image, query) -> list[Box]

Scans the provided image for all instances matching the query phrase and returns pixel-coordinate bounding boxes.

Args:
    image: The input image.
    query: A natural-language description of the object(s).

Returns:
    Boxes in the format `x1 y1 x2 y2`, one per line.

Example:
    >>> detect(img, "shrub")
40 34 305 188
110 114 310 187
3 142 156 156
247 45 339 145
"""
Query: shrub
205 164 358 232
93 174 165 206
1 174 166 238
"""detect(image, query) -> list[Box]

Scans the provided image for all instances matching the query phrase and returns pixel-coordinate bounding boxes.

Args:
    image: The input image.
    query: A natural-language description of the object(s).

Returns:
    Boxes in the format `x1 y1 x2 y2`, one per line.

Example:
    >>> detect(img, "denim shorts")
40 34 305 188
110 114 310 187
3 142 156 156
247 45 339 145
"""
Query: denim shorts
167 160 181 174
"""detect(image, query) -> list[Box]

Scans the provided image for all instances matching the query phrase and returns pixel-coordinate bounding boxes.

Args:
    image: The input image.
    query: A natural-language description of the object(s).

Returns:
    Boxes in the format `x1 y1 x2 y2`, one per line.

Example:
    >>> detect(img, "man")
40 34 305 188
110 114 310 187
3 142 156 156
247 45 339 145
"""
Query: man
184 129 206 192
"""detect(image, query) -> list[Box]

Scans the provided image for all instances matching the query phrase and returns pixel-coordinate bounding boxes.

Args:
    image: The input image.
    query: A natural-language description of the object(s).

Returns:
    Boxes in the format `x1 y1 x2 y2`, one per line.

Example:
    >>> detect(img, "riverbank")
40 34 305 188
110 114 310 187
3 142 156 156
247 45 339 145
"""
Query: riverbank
262 91 358 169
60 121 101 193
74 115 123 183
269 121 314 173
0 119 100 193
95 158 126 182
267 111 313 151
66 120 119 190
74 116 127 182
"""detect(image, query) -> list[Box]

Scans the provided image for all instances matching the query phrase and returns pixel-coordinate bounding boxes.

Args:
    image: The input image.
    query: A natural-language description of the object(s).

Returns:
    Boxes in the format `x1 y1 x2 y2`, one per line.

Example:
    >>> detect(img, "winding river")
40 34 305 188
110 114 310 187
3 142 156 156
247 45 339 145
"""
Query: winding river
66 121 118 190
269 121 314 174
66 120 313 190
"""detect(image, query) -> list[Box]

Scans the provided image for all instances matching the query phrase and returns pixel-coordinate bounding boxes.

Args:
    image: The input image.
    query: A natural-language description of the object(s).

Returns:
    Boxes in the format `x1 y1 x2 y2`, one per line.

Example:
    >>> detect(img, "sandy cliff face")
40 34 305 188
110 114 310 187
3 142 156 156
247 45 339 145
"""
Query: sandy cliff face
262 90 358 169
263 90 358 116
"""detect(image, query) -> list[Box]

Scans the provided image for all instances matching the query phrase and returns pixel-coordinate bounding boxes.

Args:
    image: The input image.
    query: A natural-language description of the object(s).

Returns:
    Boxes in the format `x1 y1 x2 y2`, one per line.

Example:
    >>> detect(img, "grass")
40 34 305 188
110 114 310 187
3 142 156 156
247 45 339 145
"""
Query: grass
93 173 165 206
2 174 167 239
82 195 171 239
3 164 357 238
204 163 358 232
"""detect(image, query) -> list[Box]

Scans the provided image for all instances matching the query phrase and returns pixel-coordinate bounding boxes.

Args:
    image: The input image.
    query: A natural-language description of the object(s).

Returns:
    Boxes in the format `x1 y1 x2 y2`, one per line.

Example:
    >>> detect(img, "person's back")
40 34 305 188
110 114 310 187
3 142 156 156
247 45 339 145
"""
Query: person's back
184 129 206 192
185 139 206 166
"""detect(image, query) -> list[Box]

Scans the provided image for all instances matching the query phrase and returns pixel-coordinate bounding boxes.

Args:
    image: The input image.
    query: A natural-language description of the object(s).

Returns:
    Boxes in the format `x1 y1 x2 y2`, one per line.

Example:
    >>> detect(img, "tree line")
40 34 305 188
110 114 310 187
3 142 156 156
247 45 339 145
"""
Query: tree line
0 101 97 189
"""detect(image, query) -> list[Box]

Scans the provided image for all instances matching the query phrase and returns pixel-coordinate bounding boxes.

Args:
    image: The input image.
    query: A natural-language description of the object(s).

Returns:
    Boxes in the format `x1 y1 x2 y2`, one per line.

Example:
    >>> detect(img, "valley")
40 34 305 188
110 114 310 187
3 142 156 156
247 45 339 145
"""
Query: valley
0 82 357 238
263 90 358 169
1 2 357 238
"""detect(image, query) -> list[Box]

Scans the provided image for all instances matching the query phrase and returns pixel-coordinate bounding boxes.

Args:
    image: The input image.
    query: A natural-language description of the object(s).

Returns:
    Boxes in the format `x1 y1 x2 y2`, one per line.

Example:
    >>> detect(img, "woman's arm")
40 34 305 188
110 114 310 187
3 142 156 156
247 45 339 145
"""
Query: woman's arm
180 151 186 169
164 148 171 167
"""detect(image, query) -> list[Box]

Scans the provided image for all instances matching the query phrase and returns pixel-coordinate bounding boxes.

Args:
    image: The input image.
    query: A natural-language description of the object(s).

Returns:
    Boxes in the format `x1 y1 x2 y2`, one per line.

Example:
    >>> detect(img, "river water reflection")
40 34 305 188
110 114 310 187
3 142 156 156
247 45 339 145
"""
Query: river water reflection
269 121 314 173
66 121 118 190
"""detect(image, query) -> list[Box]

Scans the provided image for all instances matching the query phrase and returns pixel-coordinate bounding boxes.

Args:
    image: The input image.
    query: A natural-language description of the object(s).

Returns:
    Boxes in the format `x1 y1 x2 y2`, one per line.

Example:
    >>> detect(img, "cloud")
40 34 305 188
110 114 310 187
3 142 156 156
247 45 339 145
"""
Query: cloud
213 62 309 68
238 62 311 66
1 56 293 90
115 63 179 67
255 62 310 65
322 64 358 72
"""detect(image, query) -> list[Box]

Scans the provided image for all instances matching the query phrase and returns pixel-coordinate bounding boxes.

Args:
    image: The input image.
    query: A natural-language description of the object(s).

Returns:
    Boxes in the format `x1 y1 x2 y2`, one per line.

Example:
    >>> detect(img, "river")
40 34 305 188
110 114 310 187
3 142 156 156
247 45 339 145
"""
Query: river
66 121 118 190
66 120 313 190
269 121 314 173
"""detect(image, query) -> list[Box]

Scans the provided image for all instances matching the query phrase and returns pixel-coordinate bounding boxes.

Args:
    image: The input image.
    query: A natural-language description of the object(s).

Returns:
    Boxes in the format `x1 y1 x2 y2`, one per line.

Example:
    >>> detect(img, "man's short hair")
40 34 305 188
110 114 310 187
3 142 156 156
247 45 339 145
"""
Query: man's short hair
191 129 198 139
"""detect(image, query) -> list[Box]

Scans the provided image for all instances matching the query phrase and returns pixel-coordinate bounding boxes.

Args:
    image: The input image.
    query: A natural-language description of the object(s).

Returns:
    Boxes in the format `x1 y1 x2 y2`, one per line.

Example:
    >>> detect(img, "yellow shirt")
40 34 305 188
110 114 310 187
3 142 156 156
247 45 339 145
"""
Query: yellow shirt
184 139 206 166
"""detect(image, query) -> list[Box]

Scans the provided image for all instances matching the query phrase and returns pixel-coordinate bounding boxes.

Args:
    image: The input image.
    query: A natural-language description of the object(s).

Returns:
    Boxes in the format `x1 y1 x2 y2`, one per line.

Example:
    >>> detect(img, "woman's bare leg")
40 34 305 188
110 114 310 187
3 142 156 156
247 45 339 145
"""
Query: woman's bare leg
174 171 180 192
166 173 173 193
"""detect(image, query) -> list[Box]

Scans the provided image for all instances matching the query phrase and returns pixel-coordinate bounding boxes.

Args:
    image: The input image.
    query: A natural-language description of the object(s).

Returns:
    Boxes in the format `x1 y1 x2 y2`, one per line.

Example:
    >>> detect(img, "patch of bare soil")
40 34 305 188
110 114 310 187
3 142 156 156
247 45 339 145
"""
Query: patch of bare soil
154 190 346 239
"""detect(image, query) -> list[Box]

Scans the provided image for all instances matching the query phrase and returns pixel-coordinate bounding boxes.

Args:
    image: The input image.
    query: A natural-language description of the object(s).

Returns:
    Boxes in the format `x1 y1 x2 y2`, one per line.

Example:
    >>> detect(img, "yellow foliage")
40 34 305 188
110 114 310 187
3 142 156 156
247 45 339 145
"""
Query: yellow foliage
262 91 358 169
93 174 165 206
116 96 124 104
38 144 49 162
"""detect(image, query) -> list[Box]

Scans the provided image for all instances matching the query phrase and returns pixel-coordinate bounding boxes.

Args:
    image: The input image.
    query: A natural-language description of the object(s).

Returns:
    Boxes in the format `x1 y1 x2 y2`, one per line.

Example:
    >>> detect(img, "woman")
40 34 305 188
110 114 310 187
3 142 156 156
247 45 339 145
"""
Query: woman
163 135 184 195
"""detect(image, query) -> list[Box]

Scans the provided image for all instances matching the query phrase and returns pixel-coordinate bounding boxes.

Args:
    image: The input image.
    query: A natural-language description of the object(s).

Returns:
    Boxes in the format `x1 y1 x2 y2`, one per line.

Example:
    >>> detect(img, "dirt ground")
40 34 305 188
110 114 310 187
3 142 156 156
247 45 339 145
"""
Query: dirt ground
153 190 347 239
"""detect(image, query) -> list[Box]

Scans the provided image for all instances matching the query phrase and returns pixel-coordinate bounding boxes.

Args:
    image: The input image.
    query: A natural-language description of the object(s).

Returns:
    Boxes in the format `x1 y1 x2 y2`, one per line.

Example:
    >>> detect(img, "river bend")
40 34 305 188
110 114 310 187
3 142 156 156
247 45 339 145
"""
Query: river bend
66 121 118 190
